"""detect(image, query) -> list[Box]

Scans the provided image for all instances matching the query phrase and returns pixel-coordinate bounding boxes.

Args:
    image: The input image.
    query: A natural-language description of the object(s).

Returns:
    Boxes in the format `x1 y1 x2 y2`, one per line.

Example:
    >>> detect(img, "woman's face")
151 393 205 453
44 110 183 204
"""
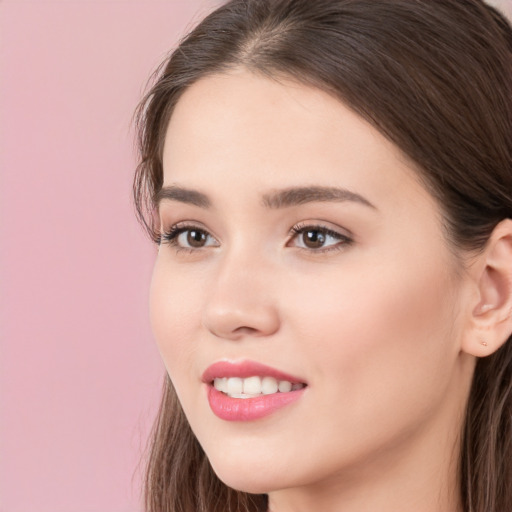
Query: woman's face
151 70 474 497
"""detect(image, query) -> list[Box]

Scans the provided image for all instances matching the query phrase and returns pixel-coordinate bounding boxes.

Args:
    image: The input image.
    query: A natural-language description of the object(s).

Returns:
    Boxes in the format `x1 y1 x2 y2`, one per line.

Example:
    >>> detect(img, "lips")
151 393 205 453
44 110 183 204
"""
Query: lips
202 360 306 384
202 360 307 421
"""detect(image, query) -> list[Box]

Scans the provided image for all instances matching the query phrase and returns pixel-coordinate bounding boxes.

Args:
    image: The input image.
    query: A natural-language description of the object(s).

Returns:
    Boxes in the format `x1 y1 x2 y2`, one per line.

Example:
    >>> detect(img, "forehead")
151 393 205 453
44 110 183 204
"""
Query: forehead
161 69 433 215
164 70 392 169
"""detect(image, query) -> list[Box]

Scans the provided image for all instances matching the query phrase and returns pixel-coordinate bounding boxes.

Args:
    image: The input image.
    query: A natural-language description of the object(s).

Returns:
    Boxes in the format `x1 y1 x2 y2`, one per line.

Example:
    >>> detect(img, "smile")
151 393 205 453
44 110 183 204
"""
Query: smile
203 361 307 421
213 376 305 398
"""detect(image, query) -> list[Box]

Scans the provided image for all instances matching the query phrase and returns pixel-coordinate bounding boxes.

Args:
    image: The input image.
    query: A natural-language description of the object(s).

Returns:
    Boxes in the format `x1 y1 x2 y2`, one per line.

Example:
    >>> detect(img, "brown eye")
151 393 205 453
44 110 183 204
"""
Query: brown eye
161 225 218 250
289 224 352 252
187 229 207 247
302 229 326 248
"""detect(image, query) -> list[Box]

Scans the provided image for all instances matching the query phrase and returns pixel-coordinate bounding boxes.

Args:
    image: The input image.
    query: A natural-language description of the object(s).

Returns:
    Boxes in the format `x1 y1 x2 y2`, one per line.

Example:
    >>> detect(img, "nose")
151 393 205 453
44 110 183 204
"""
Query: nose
202 253 280 341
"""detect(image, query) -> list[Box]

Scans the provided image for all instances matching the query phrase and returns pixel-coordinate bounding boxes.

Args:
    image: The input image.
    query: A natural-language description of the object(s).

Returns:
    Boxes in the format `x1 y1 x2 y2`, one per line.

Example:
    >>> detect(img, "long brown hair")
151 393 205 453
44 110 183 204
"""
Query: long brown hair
133 1 512 511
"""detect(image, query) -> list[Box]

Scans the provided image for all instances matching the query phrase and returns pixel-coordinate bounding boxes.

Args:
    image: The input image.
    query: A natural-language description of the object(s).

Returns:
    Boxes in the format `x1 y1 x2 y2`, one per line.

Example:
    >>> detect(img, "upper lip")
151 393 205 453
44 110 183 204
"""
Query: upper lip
201 360 307 385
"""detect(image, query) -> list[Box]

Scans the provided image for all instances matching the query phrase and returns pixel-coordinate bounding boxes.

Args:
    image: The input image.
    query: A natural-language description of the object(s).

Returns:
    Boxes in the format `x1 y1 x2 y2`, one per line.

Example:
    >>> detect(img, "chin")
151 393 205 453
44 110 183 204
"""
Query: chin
213 469 280 495
206 452 290 494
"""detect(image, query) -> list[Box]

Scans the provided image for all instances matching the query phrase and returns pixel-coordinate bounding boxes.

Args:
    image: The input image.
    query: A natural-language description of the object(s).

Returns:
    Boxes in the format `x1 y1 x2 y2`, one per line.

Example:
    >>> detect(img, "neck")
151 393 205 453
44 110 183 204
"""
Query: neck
268 436 463 512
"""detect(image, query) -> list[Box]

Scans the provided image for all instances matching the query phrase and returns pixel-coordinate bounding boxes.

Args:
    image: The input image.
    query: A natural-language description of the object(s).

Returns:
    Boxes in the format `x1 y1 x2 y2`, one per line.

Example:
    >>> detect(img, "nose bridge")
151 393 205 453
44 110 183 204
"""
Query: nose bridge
202 240 280 340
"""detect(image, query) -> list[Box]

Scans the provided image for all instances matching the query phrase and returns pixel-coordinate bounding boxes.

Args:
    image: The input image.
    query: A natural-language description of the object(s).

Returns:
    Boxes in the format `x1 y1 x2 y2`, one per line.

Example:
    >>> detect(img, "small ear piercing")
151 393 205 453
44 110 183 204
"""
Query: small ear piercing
480 338 488 347
478 304 494 314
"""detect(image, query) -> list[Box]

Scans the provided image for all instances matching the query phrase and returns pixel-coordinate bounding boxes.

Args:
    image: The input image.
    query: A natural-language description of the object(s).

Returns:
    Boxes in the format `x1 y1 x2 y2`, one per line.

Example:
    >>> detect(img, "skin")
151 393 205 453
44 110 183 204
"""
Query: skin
150 69 496 512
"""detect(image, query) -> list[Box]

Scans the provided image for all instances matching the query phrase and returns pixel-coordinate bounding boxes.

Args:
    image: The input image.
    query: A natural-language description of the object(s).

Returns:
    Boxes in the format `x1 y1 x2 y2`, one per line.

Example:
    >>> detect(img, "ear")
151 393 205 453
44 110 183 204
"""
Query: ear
461 219 512 358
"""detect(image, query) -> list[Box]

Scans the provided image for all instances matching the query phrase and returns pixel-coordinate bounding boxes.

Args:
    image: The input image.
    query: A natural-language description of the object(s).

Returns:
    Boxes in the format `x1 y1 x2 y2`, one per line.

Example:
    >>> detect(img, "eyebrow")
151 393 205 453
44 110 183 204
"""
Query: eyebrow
262 186 376 210
155 186 211 208
155 185 376 210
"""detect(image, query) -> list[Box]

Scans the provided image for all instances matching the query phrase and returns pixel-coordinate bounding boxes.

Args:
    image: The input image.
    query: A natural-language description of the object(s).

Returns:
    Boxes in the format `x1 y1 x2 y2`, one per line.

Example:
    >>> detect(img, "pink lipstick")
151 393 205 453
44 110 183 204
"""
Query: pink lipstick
202 360 307 421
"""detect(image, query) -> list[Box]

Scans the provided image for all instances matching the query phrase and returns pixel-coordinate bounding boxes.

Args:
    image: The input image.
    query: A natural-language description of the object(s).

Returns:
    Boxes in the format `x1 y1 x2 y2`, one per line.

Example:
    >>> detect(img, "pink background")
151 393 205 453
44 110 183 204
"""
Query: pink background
1 1 511 511
0 1 217 511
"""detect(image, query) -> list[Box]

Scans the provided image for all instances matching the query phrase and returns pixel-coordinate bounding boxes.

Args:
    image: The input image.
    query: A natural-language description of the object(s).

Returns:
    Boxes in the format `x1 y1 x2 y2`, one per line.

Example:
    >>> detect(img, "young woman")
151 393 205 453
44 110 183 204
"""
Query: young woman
133 1 512 511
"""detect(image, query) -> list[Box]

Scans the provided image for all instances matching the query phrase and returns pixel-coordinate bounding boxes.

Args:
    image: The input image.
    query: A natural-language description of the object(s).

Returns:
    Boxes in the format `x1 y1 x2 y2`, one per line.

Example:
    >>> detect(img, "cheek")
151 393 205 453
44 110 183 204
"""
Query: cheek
284 251 460 426
149 257 202 376
289 253 454 342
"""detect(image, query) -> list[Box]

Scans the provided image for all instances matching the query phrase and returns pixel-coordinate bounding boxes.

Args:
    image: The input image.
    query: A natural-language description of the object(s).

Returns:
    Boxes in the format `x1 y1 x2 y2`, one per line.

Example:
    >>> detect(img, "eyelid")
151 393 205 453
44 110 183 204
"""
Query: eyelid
159 220 353 254
287 222 353 252
160 221 219 249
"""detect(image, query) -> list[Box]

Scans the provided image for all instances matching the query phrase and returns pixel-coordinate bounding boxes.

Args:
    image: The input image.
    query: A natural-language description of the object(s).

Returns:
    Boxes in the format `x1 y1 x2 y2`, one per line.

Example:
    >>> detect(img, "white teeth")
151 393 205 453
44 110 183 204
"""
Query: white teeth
213 376 305 398
278 380 292 392
213 377 227 393
226 377 243 395
243 376 261 395
261 376 278 395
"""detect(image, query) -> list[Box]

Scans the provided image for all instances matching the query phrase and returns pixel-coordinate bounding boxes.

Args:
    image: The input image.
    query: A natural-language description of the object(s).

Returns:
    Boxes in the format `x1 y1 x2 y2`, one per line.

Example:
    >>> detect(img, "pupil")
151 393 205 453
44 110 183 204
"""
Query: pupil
187 230 206 247
304 230 325 248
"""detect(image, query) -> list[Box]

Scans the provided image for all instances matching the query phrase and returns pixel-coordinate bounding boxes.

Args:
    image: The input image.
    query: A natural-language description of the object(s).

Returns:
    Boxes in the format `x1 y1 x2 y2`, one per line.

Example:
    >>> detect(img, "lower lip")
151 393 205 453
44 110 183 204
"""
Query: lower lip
207 386 305 421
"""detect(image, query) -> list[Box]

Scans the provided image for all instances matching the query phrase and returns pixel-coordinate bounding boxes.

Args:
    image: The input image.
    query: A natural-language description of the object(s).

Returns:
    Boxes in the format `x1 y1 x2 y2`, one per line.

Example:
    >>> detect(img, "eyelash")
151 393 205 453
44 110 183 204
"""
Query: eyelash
289 223 353 253
159 222 215 254
159 222 353 254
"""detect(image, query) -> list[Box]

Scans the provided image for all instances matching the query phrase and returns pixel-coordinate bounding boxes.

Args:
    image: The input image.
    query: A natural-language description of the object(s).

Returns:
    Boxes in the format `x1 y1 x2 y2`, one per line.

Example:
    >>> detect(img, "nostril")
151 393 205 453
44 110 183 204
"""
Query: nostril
233 326 261 335
202 303 280 340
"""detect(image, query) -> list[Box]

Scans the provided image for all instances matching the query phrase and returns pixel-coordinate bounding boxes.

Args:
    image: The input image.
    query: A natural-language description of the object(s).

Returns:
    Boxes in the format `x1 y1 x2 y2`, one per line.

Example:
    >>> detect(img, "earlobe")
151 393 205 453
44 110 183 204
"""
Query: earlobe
462 219 512 357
